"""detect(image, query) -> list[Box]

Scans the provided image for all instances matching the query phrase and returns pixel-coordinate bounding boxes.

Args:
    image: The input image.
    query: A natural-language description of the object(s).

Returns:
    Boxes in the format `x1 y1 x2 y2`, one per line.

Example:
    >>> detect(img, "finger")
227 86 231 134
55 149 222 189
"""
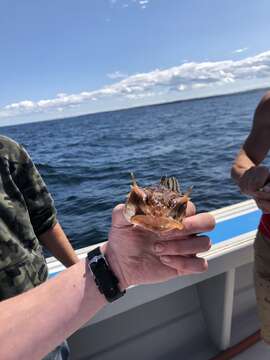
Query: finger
186 201 196 217
255 199 270 213
246 167 269 192
261 184 270 193
254 191 270 201
167 213 216 237
158 213 215 240
248 175 265 192
111 204 133 228
160 255 208 274
182 213 215 235
154 236 211 256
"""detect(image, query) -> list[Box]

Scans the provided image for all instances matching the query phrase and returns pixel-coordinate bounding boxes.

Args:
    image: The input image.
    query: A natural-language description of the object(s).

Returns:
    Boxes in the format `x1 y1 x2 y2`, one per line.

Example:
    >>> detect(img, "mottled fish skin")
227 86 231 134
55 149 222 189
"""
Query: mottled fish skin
124 174 192 232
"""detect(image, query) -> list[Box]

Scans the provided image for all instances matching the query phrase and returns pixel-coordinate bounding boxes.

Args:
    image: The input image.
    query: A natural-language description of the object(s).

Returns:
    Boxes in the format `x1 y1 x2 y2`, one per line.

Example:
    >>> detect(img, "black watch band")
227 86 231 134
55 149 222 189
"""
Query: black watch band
87 247 126 303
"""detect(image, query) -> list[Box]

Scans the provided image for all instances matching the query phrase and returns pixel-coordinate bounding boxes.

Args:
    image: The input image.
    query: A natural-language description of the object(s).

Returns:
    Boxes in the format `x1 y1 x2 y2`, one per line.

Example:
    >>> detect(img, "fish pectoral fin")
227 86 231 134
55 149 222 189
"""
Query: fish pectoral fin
128 184 147 205
169 195 190 220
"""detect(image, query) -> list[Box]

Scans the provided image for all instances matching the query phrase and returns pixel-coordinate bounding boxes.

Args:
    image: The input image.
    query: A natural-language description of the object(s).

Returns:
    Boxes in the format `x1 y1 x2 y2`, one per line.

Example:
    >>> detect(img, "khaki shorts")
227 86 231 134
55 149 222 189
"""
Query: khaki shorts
254 230 270 343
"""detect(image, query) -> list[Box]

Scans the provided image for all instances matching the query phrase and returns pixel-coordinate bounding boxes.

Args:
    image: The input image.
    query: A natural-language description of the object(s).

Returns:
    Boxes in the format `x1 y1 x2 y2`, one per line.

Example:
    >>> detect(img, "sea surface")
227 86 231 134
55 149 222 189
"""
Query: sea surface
1 88 268 252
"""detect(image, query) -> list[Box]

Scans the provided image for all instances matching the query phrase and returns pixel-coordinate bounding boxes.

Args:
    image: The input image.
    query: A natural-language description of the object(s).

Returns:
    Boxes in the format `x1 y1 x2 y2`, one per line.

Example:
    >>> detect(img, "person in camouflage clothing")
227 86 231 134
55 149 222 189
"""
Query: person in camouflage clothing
0 135 79 359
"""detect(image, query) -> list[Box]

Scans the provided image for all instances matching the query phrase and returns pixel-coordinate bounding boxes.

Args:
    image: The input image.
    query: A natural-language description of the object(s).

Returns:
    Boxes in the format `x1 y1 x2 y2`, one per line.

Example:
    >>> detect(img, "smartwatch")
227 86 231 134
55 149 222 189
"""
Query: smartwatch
87 247 126 303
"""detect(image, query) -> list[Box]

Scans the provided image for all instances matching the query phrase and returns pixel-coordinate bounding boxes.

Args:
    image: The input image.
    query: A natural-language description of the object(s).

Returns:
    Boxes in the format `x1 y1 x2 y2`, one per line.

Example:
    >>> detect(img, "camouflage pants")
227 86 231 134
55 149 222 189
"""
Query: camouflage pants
0 256 48 301
254 230 270 344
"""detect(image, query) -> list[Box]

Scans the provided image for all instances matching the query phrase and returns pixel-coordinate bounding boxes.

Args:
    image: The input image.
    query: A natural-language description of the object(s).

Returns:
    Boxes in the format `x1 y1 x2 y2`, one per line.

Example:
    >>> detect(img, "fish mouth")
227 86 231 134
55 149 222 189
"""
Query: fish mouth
130 214 184 232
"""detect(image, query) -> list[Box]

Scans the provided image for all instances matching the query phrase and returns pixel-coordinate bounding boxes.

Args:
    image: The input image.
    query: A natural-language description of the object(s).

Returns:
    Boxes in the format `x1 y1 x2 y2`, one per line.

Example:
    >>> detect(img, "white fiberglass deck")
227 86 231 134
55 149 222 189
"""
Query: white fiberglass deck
46 199 266 359
235 341 270 359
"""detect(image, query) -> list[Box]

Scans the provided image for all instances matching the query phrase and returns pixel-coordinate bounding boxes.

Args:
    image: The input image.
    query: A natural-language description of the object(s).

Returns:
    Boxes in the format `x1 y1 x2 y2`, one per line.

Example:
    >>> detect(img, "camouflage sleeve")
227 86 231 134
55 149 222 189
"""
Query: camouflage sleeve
15 145 57 236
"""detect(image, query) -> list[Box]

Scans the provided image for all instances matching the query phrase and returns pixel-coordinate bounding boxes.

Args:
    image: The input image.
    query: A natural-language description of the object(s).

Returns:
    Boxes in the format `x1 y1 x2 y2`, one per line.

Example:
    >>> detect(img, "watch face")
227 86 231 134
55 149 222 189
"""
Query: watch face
90 256 107 271
87 248 125 302
90 255 103 264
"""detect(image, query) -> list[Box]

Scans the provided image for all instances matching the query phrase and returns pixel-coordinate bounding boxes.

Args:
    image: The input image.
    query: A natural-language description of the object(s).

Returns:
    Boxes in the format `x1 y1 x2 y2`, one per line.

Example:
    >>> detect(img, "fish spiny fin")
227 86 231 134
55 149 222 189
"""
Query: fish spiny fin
160 176 180 193
130 172 138 187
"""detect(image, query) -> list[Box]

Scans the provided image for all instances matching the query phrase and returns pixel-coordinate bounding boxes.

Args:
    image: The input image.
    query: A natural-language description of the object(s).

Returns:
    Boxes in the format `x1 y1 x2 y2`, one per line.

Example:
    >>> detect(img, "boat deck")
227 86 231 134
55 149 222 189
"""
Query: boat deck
235 341 270 359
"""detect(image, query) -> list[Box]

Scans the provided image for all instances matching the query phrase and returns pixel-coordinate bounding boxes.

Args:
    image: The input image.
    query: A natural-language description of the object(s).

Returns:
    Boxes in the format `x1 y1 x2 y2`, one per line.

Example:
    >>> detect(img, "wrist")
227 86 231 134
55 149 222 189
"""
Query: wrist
87 246 126 302
100 243 128 291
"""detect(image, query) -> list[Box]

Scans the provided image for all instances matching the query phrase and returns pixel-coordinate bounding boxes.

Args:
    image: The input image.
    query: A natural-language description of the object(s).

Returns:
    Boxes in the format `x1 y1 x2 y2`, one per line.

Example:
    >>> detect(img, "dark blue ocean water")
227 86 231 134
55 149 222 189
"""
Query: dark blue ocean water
0 89 268 251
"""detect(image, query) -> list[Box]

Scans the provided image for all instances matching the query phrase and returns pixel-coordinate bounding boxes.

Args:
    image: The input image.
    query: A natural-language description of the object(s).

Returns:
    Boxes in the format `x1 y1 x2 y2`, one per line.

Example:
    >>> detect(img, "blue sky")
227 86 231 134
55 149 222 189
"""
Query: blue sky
1 0 270 125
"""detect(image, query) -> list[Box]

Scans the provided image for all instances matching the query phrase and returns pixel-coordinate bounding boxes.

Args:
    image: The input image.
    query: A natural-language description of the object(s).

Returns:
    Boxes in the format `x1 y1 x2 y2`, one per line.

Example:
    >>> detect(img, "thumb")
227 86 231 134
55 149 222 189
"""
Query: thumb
111 204 132 228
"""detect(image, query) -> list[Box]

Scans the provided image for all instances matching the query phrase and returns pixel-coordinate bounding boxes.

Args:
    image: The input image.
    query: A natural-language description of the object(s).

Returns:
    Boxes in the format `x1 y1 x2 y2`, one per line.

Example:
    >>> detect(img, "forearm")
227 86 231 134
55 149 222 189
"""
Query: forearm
232 93 270 187
38 223 79 267
0 203 215 360
0 260 107 360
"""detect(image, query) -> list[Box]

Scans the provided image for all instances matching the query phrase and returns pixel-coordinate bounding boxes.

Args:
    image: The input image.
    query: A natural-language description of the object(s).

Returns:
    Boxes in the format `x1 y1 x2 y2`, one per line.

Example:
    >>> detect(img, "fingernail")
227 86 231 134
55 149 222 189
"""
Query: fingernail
160 255 171 263
154 243 165 253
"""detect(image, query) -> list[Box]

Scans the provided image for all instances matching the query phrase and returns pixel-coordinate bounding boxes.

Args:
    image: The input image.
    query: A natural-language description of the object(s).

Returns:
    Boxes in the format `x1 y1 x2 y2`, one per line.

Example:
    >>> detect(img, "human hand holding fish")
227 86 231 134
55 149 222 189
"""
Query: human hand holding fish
239 165 270 196
102 175 215 290
237 165 270 213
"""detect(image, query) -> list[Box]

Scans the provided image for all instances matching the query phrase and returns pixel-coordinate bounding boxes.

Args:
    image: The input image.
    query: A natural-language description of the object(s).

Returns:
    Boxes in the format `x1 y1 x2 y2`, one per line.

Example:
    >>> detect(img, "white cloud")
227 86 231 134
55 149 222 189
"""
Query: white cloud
110 0 150 9
5 100 34 110
139 0 149 7
107 71 128 79
2 50 270 119
192 83 208 89
233 47 248 54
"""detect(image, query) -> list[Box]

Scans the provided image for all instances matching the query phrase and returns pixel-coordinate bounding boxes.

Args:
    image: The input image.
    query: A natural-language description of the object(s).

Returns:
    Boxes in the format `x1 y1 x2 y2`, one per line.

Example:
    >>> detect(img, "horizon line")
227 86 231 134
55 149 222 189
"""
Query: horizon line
1 85 269 129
